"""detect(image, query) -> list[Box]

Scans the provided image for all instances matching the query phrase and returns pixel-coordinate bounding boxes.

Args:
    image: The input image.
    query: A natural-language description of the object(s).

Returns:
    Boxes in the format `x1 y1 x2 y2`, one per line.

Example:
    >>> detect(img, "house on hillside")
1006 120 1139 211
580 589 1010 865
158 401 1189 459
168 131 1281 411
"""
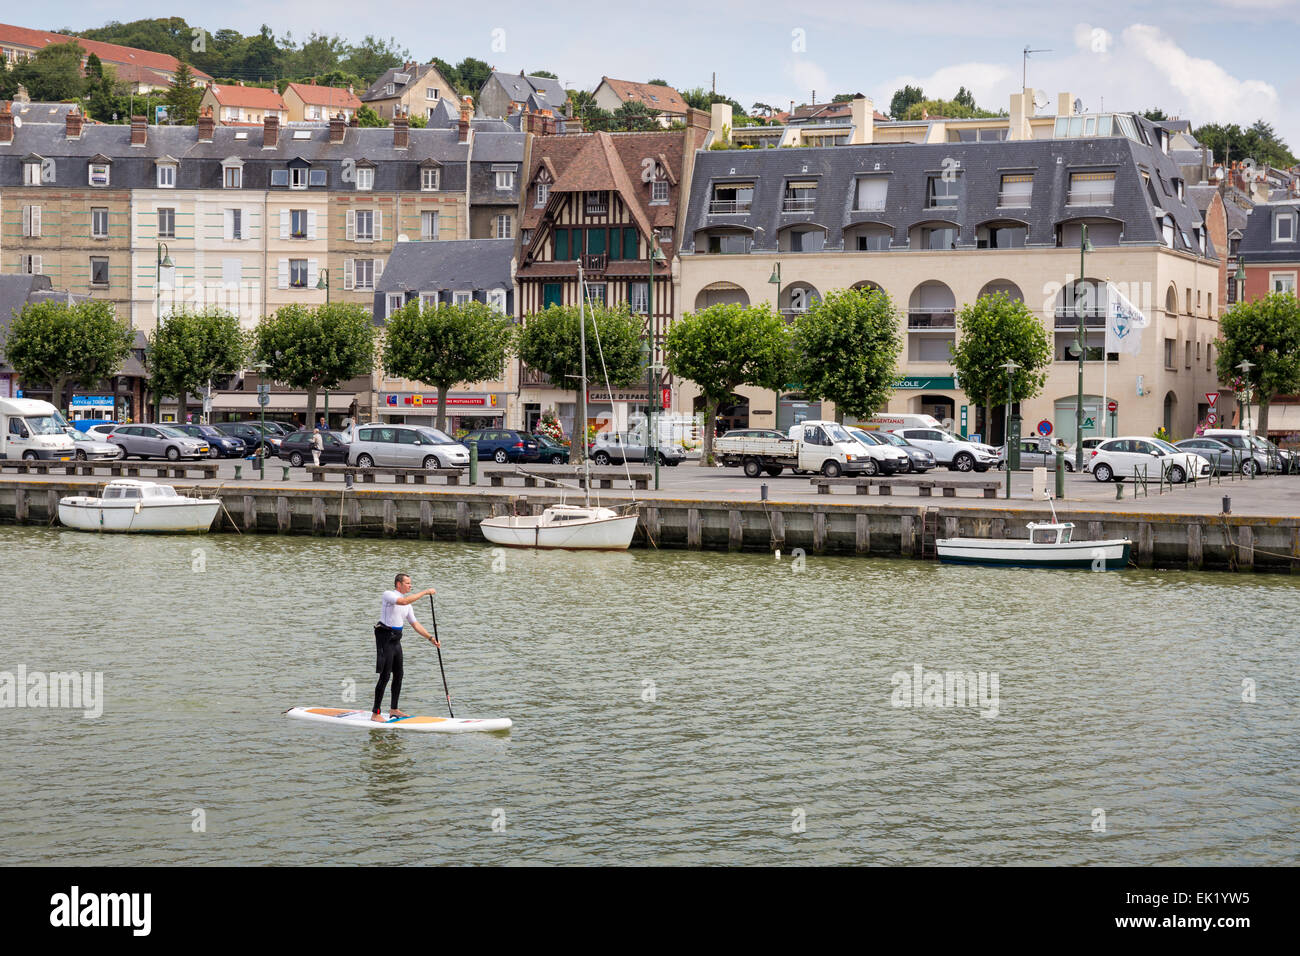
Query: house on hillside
283 83 362 123
591 78 687 127
360 62 456 123
200 84 288 126
478 71 567 119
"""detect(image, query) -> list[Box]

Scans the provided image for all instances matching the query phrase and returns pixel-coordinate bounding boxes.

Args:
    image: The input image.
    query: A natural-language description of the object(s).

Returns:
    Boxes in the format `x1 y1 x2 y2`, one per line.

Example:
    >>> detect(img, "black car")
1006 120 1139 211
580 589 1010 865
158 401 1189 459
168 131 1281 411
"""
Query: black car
461 429 540 463
531 434 570 464
213 422 274 455
171 423 246 459
277 430 349 467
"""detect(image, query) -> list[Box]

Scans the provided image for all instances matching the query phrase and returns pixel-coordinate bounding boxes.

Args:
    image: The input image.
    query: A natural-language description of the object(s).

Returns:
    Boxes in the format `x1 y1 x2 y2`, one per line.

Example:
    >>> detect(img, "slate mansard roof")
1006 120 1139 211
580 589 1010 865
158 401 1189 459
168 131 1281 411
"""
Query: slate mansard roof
376 238 515 296
1237 200 1300 263
682 114 1217 259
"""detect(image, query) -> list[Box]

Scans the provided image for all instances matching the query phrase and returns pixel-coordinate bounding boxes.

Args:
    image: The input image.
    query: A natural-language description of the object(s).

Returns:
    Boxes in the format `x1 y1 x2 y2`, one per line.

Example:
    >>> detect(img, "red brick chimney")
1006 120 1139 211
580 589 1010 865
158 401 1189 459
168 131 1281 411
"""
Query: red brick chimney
393 111 409 149
348 112 359 128
65 107 83 139
197 106 214 142
262 113 279 148
0 105 13 145
130 115 148 146
329 112 346 143
458 95 472 143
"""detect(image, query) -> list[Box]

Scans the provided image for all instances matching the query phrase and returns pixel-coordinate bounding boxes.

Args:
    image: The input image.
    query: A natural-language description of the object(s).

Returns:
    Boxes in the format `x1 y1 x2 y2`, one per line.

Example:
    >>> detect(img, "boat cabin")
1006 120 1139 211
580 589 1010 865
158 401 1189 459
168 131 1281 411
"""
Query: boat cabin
1026 522 1074 545
102 481 178 500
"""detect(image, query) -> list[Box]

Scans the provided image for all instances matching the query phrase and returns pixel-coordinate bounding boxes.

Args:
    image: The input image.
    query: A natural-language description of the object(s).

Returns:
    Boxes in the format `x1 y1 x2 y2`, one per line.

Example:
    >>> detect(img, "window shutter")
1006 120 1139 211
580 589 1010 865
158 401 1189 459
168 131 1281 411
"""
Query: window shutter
346 210 355 241
375 210 383 241
343 258 355 290
224 209 233 240
278 258 289 289
22 205 31 237
33 255 42 274
307 259 319 289
307 209 317 240
280 209 290 239
375 258 384 282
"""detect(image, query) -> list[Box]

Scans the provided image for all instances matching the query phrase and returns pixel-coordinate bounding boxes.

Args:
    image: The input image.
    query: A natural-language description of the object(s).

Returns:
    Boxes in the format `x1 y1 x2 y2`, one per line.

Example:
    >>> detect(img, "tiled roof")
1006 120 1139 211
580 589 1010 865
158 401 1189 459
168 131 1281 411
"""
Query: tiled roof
206 85 287 110
285 83 361 110
598 77 687 114
361 63 448 102
485 71 566 110
0 22 211 80
2 101 79 123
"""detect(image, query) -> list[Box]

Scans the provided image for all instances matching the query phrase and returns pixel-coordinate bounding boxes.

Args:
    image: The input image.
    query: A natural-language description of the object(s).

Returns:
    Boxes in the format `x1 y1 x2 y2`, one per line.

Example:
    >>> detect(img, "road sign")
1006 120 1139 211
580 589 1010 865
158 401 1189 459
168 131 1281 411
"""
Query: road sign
257 393 270 407
1206 392 1218 407
1207 412 1218 425
1037 419 1052 436
1107 400 1118 413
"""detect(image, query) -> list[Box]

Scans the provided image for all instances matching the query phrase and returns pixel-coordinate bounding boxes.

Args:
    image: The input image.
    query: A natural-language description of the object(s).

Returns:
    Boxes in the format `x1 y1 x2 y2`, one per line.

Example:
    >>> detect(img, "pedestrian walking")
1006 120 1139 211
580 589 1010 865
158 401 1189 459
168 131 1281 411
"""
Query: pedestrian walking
311 428 324 466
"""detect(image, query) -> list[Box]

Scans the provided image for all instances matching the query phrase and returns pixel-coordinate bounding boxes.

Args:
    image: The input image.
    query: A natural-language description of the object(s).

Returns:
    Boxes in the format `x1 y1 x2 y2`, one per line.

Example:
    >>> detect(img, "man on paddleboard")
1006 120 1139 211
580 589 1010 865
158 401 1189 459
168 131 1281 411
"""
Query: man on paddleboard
373 574 439 722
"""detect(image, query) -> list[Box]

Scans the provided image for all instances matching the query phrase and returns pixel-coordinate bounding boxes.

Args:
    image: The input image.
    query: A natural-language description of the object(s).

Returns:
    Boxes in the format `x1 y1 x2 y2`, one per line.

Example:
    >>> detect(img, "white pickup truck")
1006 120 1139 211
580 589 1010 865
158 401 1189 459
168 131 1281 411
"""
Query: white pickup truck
715 420 871 478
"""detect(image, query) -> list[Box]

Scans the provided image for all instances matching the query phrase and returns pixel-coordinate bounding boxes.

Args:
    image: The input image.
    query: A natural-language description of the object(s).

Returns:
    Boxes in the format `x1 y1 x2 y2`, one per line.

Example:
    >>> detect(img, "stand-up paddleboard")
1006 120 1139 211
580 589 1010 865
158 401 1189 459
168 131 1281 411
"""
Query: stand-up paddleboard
286 707 512 733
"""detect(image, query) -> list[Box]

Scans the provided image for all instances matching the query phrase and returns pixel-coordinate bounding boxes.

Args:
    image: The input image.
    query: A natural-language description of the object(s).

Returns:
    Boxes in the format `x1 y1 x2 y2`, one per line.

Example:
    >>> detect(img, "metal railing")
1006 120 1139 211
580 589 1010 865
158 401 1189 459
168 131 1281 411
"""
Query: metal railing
1066 189 1115 206
708 199 752 214
906 310 956 330
520 364 552 387
581 254 607 272
997 191 1032 206
782 196 817 212
854 201 887 212
1052 309 1106 329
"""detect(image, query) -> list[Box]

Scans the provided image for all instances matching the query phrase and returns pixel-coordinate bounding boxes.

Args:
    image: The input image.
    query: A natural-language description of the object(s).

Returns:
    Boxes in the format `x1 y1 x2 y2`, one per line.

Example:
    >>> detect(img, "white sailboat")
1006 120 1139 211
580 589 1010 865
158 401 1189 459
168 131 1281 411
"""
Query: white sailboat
480 263 639 551
59 479 221 533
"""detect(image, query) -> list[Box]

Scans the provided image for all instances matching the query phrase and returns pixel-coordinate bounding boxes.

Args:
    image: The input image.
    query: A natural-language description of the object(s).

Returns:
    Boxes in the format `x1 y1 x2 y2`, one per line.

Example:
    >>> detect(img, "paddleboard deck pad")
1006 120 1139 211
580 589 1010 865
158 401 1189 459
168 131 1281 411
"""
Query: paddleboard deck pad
287 707 512 733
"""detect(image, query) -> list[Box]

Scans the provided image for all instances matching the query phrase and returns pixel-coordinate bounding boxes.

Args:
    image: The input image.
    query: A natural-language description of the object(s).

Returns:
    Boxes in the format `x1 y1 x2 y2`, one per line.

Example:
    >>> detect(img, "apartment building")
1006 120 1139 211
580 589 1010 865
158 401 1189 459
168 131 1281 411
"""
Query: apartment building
515 118 708 433
678 107 1223 440
360 62 456 123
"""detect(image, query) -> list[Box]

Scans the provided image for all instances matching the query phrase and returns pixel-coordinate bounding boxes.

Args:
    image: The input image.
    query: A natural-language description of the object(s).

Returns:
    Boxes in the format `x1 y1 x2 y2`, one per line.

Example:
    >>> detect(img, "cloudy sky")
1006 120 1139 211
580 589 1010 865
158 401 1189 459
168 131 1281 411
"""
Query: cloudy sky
35 0 1300 145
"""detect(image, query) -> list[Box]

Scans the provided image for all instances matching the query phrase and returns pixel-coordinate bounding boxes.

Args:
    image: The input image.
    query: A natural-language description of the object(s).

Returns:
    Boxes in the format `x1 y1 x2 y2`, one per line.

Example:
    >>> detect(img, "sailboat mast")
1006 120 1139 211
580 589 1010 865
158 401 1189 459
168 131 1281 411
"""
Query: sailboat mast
579 262 590 504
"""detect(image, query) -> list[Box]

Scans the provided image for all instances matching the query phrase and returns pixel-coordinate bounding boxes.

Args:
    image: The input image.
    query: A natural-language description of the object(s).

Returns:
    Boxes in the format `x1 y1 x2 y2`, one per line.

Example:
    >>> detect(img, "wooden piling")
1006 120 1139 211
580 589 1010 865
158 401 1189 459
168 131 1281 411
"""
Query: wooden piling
687 508 702 550
276 496 291 533
1238 526 1254 569
312 497 326 534
728 510 743 552
383 499 397 536
1138 523 1155 568
900 514 915 556
242 495 256 531
1187 523 1203 570
13 489 26 524
769 511 785 552
456 501 470 538
855 514 870 555
812 512 827 553
419 500 434 539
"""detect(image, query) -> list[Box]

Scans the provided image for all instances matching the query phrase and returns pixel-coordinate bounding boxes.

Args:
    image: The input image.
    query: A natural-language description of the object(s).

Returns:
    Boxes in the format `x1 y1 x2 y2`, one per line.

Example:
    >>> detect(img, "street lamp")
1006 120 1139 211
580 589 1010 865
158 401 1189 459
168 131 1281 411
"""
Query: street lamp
252 359 270 481
150 243 174 423
1001 358 1020 499
1073 224 1094 472
769 262 783 427
316 268 330 426
1234 257 1246 304
647 237 667 490
1238 358 1256 453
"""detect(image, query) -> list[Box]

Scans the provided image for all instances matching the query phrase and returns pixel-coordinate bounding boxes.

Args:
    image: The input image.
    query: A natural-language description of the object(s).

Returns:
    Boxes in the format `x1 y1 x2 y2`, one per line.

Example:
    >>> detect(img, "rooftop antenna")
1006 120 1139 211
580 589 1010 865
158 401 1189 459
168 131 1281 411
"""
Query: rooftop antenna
1022 45 1051 90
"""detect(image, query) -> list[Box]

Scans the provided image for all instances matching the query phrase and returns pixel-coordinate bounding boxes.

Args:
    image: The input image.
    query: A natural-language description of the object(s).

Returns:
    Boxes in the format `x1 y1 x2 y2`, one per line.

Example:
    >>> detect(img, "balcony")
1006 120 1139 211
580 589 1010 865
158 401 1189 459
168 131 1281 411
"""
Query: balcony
907 310 956 330
520 363 552 387
1066 189 1115 206
585 199 608 216
1052 308 1106 330
782 196 816 213
709 199 752 215
854 201 887 213
997 191 1032 207
581 254 607 273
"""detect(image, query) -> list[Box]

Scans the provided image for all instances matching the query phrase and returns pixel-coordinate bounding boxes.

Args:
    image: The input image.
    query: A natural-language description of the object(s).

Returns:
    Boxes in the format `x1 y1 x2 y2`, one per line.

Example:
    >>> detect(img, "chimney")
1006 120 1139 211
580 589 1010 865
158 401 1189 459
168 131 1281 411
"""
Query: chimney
65 107 83 139
197 106 214 142
1007 88 1032 141
130 115 148 147
262 113 279 148
392 111 409 149
1057 92 1075 117
0 106 12 145
849 95 874 145
458 95 473 143
329 112 346 143
708 103 732 143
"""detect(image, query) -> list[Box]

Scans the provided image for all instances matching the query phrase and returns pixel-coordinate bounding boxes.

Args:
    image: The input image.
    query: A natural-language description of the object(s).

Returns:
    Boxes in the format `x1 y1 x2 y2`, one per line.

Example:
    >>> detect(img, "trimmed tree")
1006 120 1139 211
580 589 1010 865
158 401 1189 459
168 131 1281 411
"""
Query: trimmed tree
381 300 515 433
792 287 902 423
3 299 132 415
665 303 791 466
948 293 1052 444
145 307 249 423
1215 291 1300 435
516 303 644 464
253 303 375 428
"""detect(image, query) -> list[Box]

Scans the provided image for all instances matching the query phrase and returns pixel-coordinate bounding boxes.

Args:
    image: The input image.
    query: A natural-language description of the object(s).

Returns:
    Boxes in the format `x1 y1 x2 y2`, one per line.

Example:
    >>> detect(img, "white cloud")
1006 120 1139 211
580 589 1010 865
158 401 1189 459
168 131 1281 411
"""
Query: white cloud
783 58 832 103
1120 24 1278 122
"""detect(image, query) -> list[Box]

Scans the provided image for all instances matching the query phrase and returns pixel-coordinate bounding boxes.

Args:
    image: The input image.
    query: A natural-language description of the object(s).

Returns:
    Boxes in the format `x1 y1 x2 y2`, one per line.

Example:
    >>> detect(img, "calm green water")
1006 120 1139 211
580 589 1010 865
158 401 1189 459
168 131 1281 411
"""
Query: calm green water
1 525 1297 865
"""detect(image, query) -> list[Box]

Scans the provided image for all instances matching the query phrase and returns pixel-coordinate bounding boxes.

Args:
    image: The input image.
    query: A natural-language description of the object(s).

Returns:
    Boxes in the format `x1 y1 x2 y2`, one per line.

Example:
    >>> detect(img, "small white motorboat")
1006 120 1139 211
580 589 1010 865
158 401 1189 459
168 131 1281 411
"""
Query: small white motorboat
936 521 1131 570
480 503 639 550
58 479 221 533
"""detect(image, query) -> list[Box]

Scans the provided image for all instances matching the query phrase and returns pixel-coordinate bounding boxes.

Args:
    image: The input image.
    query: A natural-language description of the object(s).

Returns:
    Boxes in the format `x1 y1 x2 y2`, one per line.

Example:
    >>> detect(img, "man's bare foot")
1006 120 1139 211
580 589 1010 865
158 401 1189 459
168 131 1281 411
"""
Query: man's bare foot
370 711 386 722
389 709 409 718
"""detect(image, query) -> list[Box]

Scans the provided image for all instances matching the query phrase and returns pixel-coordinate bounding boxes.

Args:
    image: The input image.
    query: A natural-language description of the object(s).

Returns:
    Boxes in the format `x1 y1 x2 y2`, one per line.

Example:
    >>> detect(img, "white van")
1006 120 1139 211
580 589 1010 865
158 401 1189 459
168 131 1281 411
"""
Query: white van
0 398 77 460
858 413 946 432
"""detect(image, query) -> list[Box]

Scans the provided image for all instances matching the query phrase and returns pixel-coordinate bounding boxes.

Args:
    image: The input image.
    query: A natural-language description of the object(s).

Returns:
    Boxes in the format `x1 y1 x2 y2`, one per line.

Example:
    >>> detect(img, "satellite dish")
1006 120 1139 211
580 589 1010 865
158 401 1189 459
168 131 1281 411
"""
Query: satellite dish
1032 90 1050 112
396 234 409 242
1073 97 1084 115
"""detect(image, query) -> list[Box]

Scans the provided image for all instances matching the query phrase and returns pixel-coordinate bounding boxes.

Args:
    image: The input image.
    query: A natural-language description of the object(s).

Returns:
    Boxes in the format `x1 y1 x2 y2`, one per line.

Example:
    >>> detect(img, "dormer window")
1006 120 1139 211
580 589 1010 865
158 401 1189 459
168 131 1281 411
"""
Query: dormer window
1274 212 1296 243
156 159 177 188
24 157 45 186
356 166 374 191
421 166 439 191
651 181 669 204
290 167 308 189
585 191 606 215
88 160 111 187
998 173 1033 207
385 83 395 96
222 158 243 189
535 182 549 207
926 175 959 209
783 181 817 213
496 168 516 191
271 169 289 187
1161 216 1175 249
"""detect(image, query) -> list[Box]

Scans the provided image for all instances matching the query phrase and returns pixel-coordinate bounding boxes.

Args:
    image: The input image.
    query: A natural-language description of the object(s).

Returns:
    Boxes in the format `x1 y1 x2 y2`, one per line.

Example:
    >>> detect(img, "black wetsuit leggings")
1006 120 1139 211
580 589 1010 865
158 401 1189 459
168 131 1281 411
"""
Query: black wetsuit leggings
374 630 404 713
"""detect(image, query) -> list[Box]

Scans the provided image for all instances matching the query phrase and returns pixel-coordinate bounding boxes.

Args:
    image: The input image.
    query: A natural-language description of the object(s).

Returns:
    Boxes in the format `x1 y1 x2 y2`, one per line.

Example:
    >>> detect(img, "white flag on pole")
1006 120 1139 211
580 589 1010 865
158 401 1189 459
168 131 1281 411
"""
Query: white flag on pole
1105 282 1148 355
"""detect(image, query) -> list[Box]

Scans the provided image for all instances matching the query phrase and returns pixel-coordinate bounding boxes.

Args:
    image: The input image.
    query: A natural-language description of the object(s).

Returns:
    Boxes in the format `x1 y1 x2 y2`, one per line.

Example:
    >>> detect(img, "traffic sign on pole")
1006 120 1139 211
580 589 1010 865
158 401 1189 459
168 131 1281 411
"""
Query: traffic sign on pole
1107 400 1118 413
1206 392 1218 407
1206 412 1218 425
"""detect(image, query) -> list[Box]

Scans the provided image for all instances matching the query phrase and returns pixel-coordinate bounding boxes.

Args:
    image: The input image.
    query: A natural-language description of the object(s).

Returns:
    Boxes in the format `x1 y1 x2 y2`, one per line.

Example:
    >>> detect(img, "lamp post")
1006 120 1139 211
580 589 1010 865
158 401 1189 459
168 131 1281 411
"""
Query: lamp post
1002 358 1020 499
1073 224 1093 472
1234 257 1246 305
316 269 330 427
151 243 173 423
252 359 270 481
1238 360 1256 475
769 262 782 429
647 237 666 490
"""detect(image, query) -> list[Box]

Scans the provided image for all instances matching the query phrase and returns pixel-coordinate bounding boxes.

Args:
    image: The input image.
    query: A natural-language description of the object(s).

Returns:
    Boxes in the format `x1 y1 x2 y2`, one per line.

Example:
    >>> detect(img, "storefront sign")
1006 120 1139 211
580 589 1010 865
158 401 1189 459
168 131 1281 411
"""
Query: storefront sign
70 395 114 409
588 387 650 404
894 375 958 391
383 393 499 408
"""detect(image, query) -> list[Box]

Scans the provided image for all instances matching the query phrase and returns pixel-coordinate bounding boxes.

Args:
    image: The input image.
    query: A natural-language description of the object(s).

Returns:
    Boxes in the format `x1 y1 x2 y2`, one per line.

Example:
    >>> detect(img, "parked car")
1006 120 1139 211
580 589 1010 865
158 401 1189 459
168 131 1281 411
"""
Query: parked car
212 422 275 456
84 423 122 445
532 434 571 464
1088 436 1211 483
462 429 540 464
844 426 910 475
589 431 686 466
278 430 350 467
890 427 1001 472
350 424 470 469
66 428 121 460
717 428 787 441
1065 438 1104 468
1196 430 1277 475
106 424 208 460
253 420 296 437
1175 437 1244 476
1008 438 1075 472
170 423 246 459
869 429 936 473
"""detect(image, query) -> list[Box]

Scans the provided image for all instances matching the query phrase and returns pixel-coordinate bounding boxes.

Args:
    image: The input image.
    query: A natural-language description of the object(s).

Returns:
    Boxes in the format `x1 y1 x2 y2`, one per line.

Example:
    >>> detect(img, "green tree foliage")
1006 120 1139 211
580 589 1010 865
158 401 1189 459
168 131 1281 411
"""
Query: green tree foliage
954 86 976 110
610 101 661 131
889 84 924 119
355 105 386 127
12 41 87 101
665 303 791 464
1215 292 1300 435
1141 107 1168 121
948 293 1052 444
382 301 514 432
902 97 1001 120
84 54 122 121
531 70 558 79
144 307 248 421
792 288 902 423
3 300 132 414
1193 120 1297 168
430 57 459 89
341 35 407 83
517 304 644 463
253 303 375 427
454 57 492 95
831 93 857 104
162 61 203 125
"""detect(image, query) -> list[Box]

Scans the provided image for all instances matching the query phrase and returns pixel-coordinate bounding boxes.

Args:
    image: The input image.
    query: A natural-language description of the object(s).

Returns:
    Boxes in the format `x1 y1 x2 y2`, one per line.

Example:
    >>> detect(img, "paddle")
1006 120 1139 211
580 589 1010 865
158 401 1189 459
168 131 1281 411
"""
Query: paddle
429 595 454 717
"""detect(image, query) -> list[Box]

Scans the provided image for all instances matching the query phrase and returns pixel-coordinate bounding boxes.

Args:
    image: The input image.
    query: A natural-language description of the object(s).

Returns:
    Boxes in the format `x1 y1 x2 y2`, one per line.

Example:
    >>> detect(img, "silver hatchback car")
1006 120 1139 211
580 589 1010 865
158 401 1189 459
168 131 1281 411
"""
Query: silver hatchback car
349 424 470 469
107 424 208 460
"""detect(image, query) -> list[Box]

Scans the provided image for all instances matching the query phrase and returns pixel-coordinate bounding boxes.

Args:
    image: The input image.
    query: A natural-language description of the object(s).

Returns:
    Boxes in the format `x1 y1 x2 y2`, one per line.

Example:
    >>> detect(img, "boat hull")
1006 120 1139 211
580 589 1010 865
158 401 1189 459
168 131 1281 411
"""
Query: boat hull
936 538 1132 570
479 513 639 550
58 498 220 533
